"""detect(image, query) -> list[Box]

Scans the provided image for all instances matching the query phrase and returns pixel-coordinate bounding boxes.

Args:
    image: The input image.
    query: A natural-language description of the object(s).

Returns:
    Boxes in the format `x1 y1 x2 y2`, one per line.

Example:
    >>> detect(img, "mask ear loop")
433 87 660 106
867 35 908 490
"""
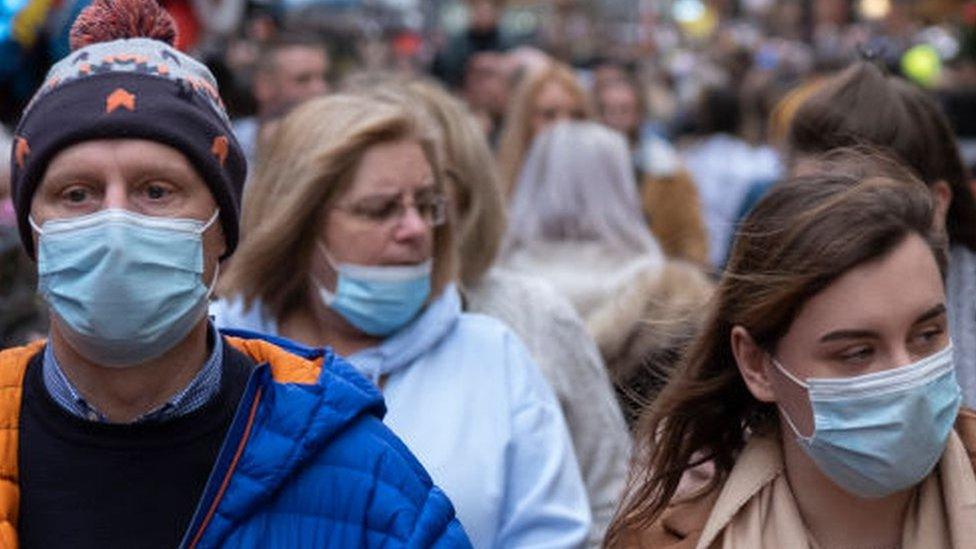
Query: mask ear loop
28 215 44 235
205 262 220 299
198 209 221 234
770 356 816 442
313 241 340 304
199 209 222 299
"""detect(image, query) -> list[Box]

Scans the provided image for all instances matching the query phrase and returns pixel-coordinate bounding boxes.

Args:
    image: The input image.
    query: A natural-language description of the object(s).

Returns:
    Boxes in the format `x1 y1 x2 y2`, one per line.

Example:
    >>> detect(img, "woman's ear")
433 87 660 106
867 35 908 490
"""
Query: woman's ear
730 326 776 403
931 180 952 231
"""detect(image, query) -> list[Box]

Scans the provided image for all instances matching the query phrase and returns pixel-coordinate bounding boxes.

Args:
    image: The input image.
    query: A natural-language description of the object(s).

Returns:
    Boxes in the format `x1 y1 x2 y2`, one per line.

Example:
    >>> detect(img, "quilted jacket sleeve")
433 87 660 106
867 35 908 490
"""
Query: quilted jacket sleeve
406 486 471 548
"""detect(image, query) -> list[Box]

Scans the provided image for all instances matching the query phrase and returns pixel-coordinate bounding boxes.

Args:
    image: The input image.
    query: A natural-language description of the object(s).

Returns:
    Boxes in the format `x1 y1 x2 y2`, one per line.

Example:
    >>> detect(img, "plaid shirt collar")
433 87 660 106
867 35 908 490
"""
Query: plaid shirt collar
41 323 223 423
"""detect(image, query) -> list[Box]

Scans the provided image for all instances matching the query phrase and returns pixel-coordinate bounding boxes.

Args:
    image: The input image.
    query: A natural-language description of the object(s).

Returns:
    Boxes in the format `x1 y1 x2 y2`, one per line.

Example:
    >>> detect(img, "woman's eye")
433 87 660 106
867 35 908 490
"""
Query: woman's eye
356 199 399 221
913 326 945 346
839 346 874 363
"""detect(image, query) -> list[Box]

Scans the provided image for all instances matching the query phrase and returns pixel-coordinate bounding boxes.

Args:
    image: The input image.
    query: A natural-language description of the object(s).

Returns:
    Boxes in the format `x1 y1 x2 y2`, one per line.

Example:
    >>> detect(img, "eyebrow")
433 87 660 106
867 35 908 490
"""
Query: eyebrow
914 303 947 324
355 182 438 200
817 303 947 343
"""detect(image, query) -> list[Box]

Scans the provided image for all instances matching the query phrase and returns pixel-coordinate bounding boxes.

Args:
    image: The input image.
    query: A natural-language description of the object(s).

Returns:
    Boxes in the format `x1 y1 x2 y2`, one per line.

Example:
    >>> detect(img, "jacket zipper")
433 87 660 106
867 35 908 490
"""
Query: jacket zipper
186 386 264 548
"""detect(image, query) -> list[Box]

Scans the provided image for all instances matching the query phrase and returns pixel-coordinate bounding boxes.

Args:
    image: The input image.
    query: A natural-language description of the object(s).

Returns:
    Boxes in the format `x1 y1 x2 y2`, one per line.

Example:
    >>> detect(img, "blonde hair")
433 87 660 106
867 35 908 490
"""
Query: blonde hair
496 62 592 197
369 79 507 287
219 94 456 320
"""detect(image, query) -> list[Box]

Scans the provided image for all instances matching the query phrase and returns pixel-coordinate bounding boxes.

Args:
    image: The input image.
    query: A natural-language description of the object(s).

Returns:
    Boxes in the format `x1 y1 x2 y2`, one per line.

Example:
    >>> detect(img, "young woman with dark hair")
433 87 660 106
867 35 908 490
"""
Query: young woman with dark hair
606 150 976 548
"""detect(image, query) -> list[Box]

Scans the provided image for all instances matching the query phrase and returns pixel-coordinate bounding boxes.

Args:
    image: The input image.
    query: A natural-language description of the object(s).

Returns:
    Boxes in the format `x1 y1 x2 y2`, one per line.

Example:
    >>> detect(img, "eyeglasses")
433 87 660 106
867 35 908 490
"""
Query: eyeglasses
534 107 586 123
334 190 448 228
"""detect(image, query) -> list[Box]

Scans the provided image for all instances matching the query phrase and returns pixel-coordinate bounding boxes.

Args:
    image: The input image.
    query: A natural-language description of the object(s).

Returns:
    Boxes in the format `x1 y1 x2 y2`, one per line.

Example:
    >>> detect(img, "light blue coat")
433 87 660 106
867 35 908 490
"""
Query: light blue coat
212 286 591 548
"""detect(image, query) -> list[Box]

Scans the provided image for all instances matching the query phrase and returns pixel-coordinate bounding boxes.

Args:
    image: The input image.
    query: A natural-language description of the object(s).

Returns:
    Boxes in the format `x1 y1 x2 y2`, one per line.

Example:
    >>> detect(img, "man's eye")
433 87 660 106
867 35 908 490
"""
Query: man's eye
145 184 171 200
63 187 89 203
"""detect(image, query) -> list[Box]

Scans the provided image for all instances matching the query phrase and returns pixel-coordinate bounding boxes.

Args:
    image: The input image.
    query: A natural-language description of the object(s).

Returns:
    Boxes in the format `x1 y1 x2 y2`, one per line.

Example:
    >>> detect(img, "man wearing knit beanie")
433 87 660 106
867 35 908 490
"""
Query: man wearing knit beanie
0 0 470 546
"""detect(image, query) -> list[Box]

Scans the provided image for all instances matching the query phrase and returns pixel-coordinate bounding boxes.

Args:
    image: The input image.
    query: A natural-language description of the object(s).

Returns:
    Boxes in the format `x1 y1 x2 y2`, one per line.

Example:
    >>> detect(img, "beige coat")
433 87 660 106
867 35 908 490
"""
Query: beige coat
619 408 976 548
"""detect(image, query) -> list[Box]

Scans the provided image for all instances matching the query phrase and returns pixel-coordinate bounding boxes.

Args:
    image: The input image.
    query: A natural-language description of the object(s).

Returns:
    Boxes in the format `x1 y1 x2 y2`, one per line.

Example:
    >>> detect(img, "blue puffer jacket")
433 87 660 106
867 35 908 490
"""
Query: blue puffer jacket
179 330 472 548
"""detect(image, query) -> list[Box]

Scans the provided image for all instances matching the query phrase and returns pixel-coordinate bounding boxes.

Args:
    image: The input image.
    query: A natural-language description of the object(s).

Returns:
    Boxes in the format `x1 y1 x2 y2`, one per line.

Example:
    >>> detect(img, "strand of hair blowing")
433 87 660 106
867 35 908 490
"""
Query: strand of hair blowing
69 0 177 51
603 303 767 547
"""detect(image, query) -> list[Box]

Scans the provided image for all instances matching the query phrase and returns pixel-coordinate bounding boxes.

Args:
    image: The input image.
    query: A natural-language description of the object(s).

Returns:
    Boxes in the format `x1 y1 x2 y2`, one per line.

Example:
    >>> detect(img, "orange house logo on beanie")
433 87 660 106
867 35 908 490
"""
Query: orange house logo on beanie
10 0 246 259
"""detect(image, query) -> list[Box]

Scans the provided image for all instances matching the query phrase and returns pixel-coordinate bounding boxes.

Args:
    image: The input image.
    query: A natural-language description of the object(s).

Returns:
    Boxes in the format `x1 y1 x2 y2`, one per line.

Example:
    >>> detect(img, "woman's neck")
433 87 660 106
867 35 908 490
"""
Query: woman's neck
278 303 380 357
780 427 913 549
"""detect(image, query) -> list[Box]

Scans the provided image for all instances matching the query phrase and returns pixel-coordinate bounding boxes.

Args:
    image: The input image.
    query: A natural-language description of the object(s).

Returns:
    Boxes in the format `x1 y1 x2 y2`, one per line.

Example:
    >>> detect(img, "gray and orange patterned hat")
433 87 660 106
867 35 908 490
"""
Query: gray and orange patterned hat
10 0 246 258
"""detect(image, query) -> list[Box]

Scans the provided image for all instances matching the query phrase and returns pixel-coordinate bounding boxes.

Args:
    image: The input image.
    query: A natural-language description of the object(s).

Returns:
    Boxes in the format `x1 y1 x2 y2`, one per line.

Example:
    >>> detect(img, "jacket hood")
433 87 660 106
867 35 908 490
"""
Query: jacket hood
347 284 462 383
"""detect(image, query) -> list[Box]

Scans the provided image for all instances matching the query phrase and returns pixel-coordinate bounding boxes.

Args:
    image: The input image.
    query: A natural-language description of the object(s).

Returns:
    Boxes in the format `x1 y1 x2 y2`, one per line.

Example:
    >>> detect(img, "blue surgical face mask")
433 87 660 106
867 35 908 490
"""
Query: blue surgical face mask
314 243 431 337
31 209 220 367
773 344 961 499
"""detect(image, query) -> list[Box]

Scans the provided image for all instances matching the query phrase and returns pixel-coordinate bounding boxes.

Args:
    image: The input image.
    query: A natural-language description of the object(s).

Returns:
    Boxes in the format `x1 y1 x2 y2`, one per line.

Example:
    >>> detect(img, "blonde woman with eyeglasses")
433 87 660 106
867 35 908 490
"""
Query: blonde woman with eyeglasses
212 94 591 548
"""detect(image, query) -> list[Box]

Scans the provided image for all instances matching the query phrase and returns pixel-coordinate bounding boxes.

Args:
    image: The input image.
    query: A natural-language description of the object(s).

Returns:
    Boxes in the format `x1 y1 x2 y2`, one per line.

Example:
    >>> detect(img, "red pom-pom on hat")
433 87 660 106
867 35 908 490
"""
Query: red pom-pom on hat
69 0 178 51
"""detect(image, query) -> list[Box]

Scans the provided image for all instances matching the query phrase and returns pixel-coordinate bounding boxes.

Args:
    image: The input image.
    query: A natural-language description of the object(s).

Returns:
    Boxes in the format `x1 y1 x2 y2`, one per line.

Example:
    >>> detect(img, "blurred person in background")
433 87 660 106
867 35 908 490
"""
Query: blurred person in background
432 0 515 90
608 150 975 548
497 62 591 197
730 75 829 223
213 94 591 548
460 51 510 144
372 78 631 546
594 73 710 267
587 260 714 430
0 126 46 347
680 87 782 269
501 120 664 322
787 60 976 410
231 34 330 164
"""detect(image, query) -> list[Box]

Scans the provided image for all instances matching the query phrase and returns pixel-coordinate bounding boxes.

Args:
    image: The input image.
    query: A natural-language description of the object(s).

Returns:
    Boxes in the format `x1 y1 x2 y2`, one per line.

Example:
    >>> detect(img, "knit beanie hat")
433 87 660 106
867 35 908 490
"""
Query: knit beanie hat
10 0 246 258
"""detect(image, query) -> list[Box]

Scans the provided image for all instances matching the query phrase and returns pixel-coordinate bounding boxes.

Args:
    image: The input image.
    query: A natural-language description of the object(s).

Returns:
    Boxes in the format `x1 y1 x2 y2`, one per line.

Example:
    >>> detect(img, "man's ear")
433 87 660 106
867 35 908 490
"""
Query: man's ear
730 326 776 403
204 219 227 277
931 180 952 231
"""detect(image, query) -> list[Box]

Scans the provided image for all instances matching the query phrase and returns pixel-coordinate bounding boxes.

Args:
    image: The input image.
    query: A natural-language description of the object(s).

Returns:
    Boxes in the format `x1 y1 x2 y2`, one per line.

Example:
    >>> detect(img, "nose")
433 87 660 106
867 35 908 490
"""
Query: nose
890 346 915 370
102 179 130 211
392 203 430 242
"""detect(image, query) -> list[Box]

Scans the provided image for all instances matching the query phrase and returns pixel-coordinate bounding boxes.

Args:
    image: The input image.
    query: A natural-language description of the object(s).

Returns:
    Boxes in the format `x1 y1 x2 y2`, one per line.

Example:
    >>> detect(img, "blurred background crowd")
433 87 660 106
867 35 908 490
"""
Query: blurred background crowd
5 0 976 411
5 0 976 427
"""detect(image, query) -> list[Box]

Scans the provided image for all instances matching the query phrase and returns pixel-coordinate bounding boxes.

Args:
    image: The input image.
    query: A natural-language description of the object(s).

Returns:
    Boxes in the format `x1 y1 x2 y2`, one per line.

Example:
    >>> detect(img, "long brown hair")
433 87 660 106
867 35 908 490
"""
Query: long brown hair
605 150 947 545
787 61 976 250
